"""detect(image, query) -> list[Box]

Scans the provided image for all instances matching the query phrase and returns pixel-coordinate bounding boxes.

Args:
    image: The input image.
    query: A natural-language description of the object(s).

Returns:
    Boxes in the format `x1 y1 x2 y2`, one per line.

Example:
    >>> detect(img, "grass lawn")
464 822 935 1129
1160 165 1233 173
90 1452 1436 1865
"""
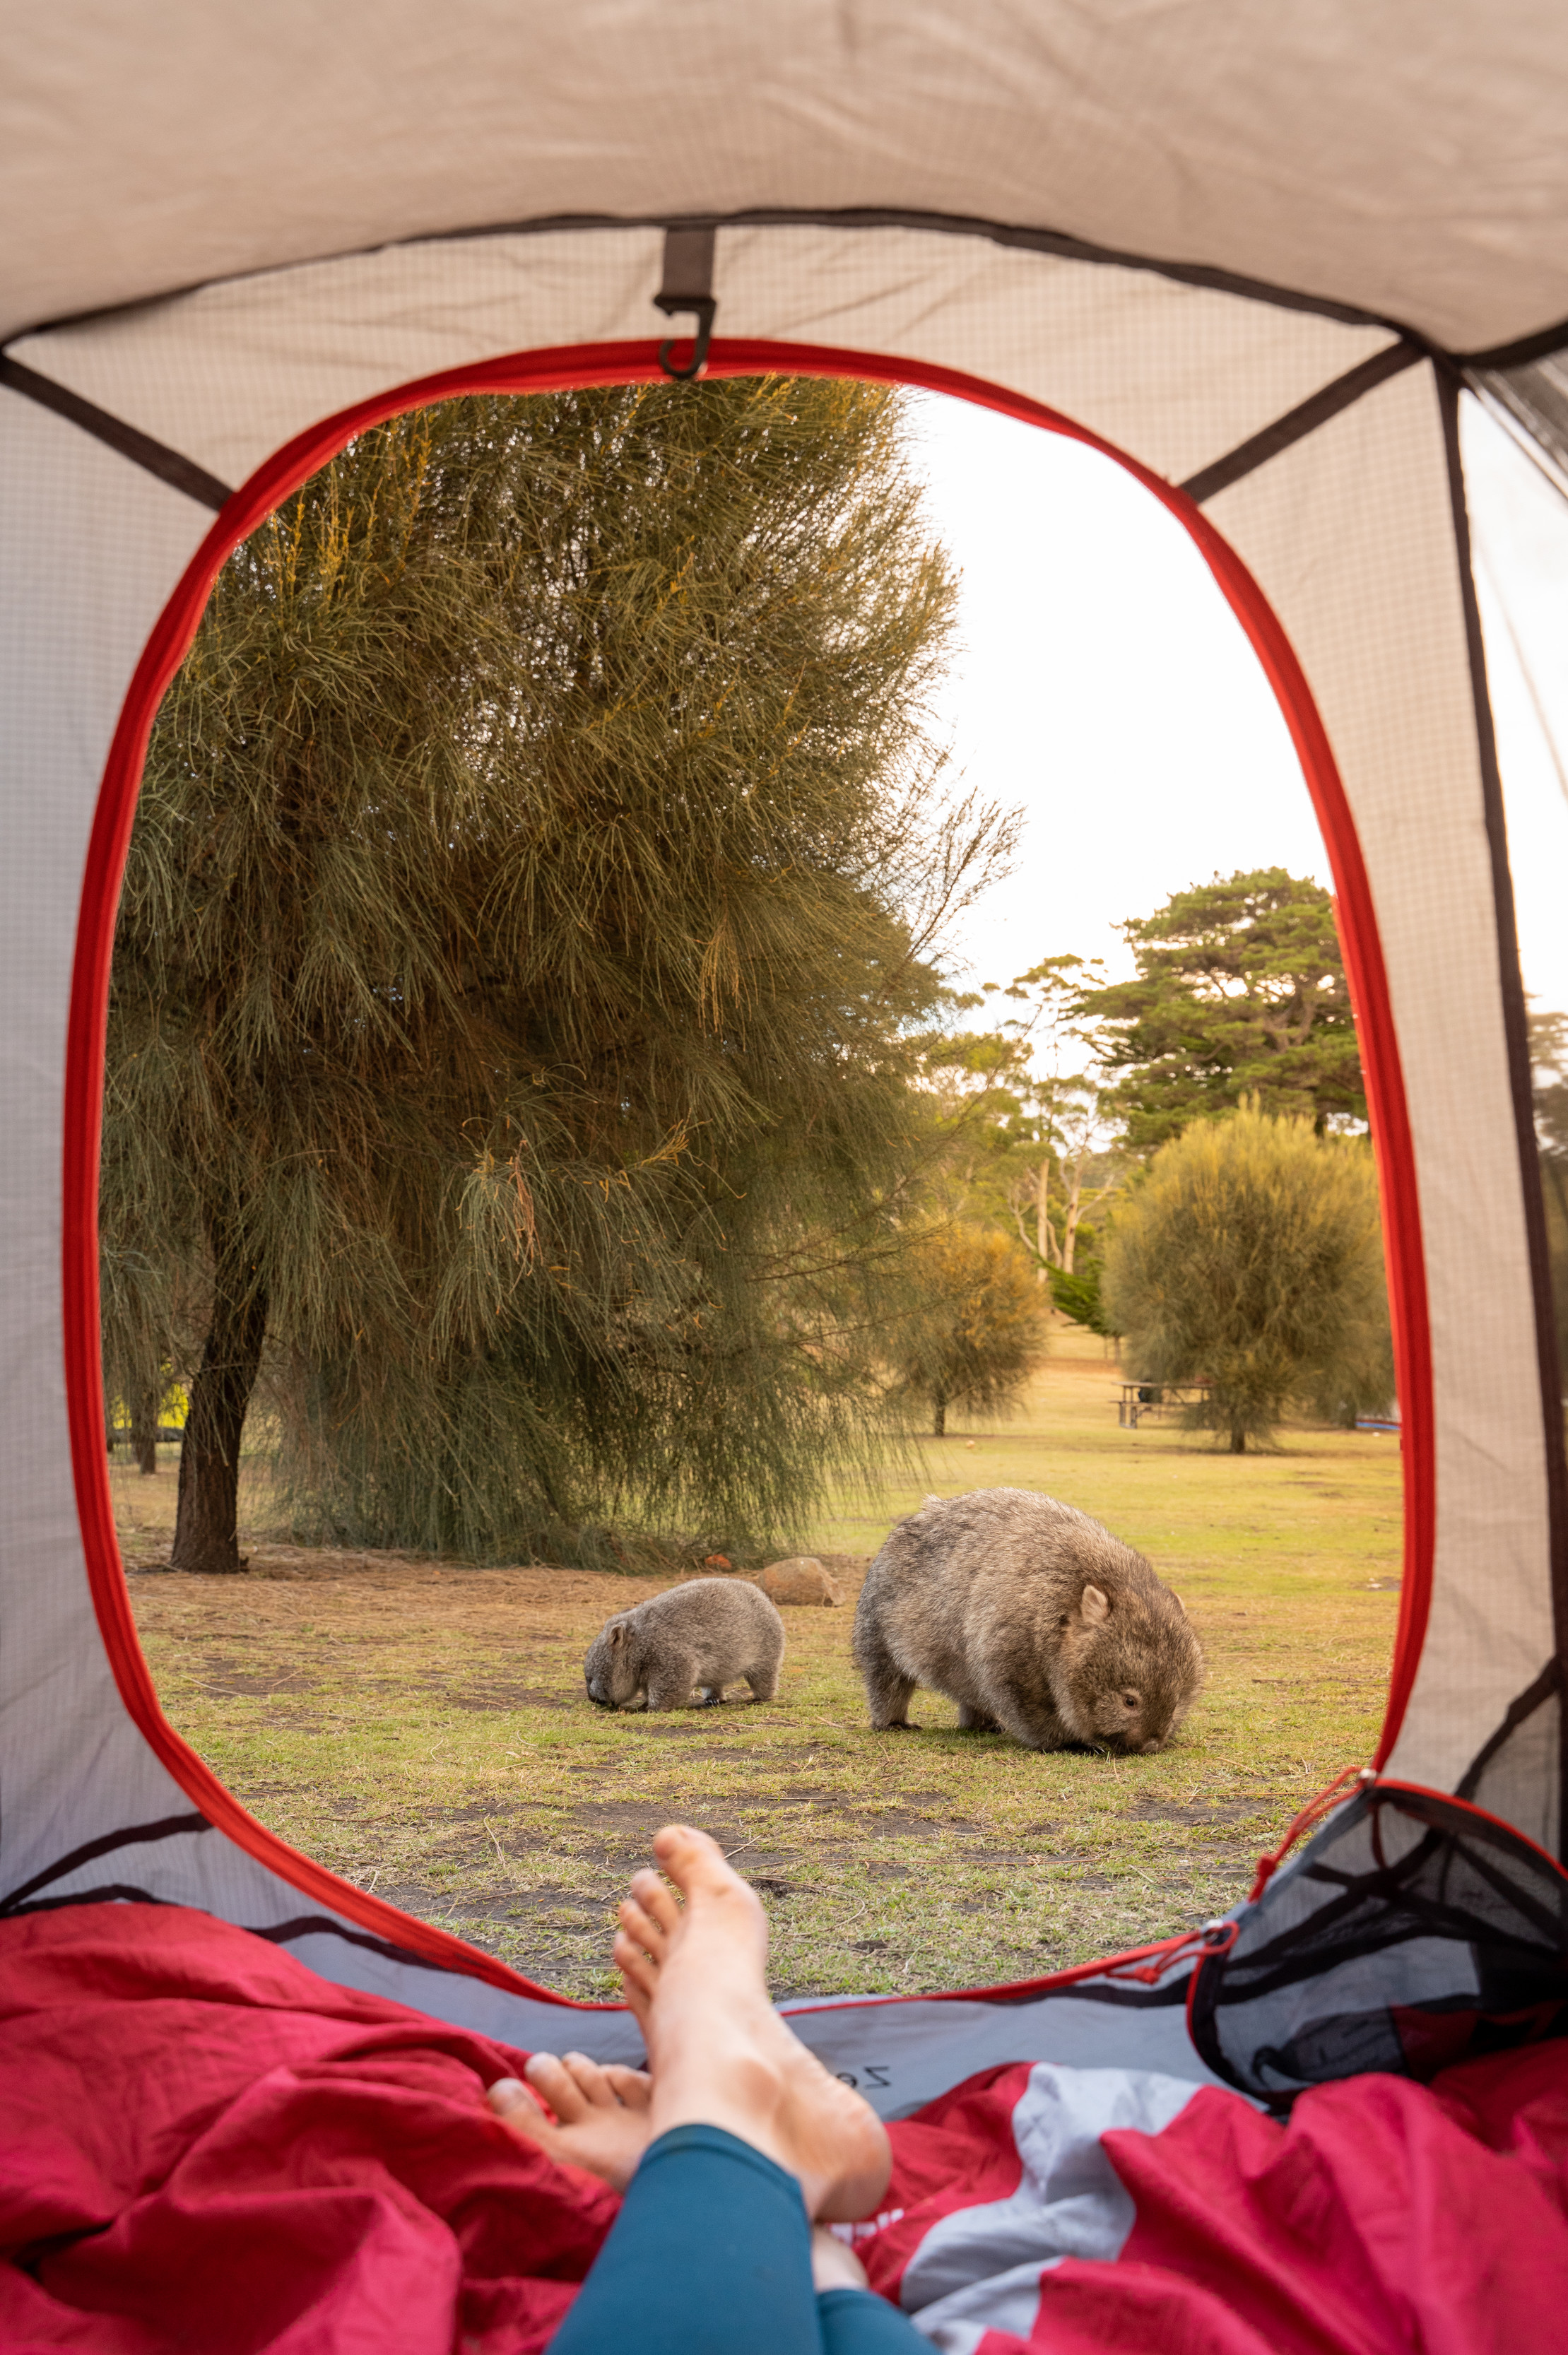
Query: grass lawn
119 1327 1403 2000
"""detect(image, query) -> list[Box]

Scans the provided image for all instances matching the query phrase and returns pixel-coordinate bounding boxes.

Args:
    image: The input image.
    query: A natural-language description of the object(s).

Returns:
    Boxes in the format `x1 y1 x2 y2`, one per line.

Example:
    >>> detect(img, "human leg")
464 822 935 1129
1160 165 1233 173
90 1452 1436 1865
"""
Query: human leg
611 1825 890 2221
546 2123 823 2355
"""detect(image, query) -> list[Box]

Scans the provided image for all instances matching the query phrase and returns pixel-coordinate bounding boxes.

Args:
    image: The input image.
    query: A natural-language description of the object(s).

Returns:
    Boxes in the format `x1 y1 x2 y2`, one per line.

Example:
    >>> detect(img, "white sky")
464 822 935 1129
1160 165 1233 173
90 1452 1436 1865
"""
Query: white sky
912 386 1568 1022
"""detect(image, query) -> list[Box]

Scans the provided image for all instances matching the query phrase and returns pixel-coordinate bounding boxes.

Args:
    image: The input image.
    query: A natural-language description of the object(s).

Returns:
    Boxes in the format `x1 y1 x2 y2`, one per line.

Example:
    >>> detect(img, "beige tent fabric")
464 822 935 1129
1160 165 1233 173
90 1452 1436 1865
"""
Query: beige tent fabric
1 22 1566 2014
3 1 1567 352
1 218 1554 1812
1210 371 1557 1832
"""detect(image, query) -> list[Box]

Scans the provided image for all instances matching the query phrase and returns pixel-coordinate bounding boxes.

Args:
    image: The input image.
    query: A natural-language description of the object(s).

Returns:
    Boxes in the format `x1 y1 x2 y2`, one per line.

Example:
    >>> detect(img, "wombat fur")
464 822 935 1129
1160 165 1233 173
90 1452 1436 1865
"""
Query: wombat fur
853 1488 1201 1754
755 1557 844 1607
584 1577 786 1711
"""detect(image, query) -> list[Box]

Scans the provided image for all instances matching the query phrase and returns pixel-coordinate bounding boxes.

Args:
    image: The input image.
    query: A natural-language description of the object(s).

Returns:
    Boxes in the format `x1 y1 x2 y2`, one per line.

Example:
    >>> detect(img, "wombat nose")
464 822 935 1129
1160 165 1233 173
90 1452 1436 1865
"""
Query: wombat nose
1139 1737 1160 1755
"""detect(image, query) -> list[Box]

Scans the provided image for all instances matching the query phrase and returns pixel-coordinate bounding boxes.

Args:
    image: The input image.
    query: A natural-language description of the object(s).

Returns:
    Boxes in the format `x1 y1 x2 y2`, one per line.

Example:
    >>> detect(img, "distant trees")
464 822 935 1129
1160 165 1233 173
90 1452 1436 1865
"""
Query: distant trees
916 956 1123 1333
1530 1005 1568 1370
1102 1103 1391 1451
1078 869 1364 1152
893 1226 1047 1436
102 378 1015 1571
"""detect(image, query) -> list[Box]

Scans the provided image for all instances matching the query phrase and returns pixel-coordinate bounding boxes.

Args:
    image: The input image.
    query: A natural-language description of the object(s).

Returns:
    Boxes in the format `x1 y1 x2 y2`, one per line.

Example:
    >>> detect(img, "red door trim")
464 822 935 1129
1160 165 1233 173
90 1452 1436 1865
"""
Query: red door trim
62 334 1433 1997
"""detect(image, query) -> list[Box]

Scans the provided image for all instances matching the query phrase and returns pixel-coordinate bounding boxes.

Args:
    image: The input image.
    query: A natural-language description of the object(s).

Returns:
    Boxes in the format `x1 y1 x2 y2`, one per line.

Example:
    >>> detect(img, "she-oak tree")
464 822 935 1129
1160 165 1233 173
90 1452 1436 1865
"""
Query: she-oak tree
102 379 1014 1571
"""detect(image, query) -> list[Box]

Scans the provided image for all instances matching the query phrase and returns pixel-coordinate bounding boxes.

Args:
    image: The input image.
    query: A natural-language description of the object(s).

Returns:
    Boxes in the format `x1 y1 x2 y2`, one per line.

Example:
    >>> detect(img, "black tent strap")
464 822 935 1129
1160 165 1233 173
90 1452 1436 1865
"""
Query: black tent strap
0 352 232 510
0 1809 211 1913
0 314 1429 513
1179 341 1423 504
1456 1658 1564 1801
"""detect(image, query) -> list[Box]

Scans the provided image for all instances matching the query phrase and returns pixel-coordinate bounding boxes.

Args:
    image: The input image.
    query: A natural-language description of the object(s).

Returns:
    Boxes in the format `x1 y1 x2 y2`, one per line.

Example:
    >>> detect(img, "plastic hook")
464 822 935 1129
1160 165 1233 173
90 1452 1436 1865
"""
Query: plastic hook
655 293 716 381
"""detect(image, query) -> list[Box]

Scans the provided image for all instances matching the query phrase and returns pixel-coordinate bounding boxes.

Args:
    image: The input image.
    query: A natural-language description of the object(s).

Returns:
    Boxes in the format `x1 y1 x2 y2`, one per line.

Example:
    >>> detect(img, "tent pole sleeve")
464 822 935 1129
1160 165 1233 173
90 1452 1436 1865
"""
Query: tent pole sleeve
1439 364 1568 1855
0 352 233 509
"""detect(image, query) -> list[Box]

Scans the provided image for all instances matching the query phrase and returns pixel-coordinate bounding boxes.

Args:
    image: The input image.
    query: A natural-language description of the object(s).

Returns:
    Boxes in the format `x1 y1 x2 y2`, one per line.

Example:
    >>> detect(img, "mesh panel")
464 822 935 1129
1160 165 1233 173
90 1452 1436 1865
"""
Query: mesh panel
1189 1783 1568 2102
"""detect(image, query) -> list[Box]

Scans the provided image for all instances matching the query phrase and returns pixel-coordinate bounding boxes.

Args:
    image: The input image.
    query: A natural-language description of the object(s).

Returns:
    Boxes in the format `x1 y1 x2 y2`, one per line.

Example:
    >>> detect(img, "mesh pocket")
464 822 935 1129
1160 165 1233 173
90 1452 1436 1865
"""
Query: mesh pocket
1189 1781 1568 2101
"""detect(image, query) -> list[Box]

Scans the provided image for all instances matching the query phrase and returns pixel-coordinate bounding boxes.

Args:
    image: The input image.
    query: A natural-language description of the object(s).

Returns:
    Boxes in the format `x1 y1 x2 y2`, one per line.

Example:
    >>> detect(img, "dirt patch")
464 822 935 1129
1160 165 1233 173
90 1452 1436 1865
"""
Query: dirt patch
423 1682 576 1712
198 1666 320 1696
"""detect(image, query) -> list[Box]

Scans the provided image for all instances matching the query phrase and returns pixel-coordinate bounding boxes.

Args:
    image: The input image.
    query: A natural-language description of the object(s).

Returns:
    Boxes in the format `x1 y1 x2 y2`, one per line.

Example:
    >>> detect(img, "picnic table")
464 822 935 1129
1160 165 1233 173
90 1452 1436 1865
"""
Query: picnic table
1116 1380 1211 1429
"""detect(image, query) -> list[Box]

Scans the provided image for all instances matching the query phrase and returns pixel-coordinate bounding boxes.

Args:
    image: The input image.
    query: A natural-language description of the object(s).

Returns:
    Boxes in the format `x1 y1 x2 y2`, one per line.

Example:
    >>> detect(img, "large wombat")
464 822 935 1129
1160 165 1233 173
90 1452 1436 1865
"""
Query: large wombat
853 1488 1201 1754
584 1577 786 1711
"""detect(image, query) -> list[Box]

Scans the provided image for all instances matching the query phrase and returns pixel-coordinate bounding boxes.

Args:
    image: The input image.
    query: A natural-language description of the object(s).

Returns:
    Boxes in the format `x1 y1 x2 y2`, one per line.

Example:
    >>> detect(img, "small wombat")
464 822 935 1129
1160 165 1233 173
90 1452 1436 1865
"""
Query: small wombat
853 1488 1201 1754
584 1577 786 1711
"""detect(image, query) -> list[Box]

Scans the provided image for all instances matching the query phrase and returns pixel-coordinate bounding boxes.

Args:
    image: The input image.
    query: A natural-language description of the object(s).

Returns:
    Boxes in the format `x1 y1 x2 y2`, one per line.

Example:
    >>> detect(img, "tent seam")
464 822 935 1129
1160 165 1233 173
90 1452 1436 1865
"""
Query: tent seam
1179 343 1422 502
16 204 1568 362
0 351 233 509
1437 362 1568 1856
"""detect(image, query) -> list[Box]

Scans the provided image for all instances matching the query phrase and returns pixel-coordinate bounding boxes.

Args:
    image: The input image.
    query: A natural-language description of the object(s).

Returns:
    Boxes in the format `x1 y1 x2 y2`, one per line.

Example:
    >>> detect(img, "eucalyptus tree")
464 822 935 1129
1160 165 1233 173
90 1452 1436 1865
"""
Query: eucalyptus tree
102 378 1010 1571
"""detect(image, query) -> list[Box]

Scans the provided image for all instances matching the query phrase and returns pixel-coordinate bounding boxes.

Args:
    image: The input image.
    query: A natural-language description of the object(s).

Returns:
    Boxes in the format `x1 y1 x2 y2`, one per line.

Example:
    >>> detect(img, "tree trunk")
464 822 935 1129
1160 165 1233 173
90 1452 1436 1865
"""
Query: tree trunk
171 1245 269 1574
1062 1150 1085 1275
129 1383 160 1477
933 1394 946 1438
1230 1425 1246 1454
1036 1157 1054 1275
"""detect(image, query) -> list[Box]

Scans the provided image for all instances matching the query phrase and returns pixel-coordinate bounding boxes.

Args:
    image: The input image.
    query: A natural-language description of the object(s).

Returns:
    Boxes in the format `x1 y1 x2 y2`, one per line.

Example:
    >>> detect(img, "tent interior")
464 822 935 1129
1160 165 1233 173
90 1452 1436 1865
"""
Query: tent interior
3 3 1568 2342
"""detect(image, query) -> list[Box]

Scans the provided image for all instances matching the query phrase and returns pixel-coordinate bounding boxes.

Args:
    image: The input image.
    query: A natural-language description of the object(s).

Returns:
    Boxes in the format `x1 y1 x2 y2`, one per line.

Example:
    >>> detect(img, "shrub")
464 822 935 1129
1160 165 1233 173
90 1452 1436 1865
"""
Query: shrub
1102 1104 1391 1451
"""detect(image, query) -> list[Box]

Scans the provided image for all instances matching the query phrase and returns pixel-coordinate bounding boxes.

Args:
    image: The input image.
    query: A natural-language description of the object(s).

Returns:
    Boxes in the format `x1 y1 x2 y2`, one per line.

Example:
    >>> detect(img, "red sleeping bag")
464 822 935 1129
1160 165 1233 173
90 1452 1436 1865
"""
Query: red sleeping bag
2 1904 1565 2351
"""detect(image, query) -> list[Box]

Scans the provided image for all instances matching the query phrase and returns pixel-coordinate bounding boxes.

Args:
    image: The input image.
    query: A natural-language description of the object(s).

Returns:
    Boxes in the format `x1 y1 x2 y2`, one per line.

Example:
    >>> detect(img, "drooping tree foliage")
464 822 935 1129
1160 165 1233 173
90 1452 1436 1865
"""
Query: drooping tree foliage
102 378 1013 1570
1077 869 1364 1153
1102 1103 1392 1451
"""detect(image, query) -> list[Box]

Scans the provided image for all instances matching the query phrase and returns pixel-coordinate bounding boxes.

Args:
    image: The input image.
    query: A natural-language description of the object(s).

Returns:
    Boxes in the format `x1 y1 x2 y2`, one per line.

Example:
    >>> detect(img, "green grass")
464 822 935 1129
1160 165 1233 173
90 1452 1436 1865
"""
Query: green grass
122 1328 1403 2000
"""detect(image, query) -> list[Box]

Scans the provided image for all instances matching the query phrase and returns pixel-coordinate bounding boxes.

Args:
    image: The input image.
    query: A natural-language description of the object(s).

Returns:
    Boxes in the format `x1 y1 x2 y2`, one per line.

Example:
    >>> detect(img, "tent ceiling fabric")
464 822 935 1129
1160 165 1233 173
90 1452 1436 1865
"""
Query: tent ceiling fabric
4 0 1567 2024
6 226 1399 502
4 0 1567 355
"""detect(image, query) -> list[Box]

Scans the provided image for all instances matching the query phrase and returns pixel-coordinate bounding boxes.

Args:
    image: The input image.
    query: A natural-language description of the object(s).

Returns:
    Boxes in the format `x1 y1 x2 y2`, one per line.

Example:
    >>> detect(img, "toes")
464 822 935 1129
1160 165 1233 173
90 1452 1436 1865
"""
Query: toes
603 2064 653 2109
525 2051 589 2121
618 1893 668 1964
559 2051 622 2111
616 1884 664 1959
613 1926 659 2009
488 2075 551 2142
651 1822 755 1908
627 1867 682 1943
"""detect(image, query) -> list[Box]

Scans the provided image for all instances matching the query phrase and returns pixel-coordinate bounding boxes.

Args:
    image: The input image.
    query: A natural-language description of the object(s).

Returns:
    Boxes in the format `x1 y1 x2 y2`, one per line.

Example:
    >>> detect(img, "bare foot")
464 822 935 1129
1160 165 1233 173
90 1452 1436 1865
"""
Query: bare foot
488 2050 654 2190
613 1825 890 2222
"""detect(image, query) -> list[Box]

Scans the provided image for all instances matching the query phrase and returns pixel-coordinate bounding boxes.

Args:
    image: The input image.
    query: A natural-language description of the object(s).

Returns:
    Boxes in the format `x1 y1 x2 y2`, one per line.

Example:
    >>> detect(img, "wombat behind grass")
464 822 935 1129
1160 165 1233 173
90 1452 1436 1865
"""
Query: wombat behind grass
853 1488 1201 1754
584 1577 786 1711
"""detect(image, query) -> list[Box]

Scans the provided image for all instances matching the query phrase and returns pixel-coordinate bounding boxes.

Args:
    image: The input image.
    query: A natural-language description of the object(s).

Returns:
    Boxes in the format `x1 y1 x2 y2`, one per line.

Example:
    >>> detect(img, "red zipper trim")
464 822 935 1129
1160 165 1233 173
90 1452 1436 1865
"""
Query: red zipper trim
62 334 1432 2000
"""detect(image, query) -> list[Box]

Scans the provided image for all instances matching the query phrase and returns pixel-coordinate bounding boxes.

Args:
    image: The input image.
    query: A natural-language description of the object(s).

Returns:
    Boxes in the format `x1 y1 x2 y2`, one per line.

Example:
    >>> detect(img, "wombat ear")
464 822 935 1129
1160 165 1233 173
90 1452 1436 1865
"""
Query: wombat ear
1172 1591 1187 1617
609 1623 625 1648
1080 1584 1110 1626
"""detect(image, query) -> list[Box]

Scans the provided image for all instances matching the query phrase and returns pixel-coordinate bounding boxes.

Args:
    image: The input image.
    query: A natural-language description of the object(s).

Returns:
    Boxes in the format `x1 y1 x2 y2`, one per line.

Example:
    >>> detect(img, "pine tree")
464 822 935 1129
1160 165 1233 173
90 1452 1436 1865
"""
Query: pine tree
1078 869 1364 1152
102 379 1013 1571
